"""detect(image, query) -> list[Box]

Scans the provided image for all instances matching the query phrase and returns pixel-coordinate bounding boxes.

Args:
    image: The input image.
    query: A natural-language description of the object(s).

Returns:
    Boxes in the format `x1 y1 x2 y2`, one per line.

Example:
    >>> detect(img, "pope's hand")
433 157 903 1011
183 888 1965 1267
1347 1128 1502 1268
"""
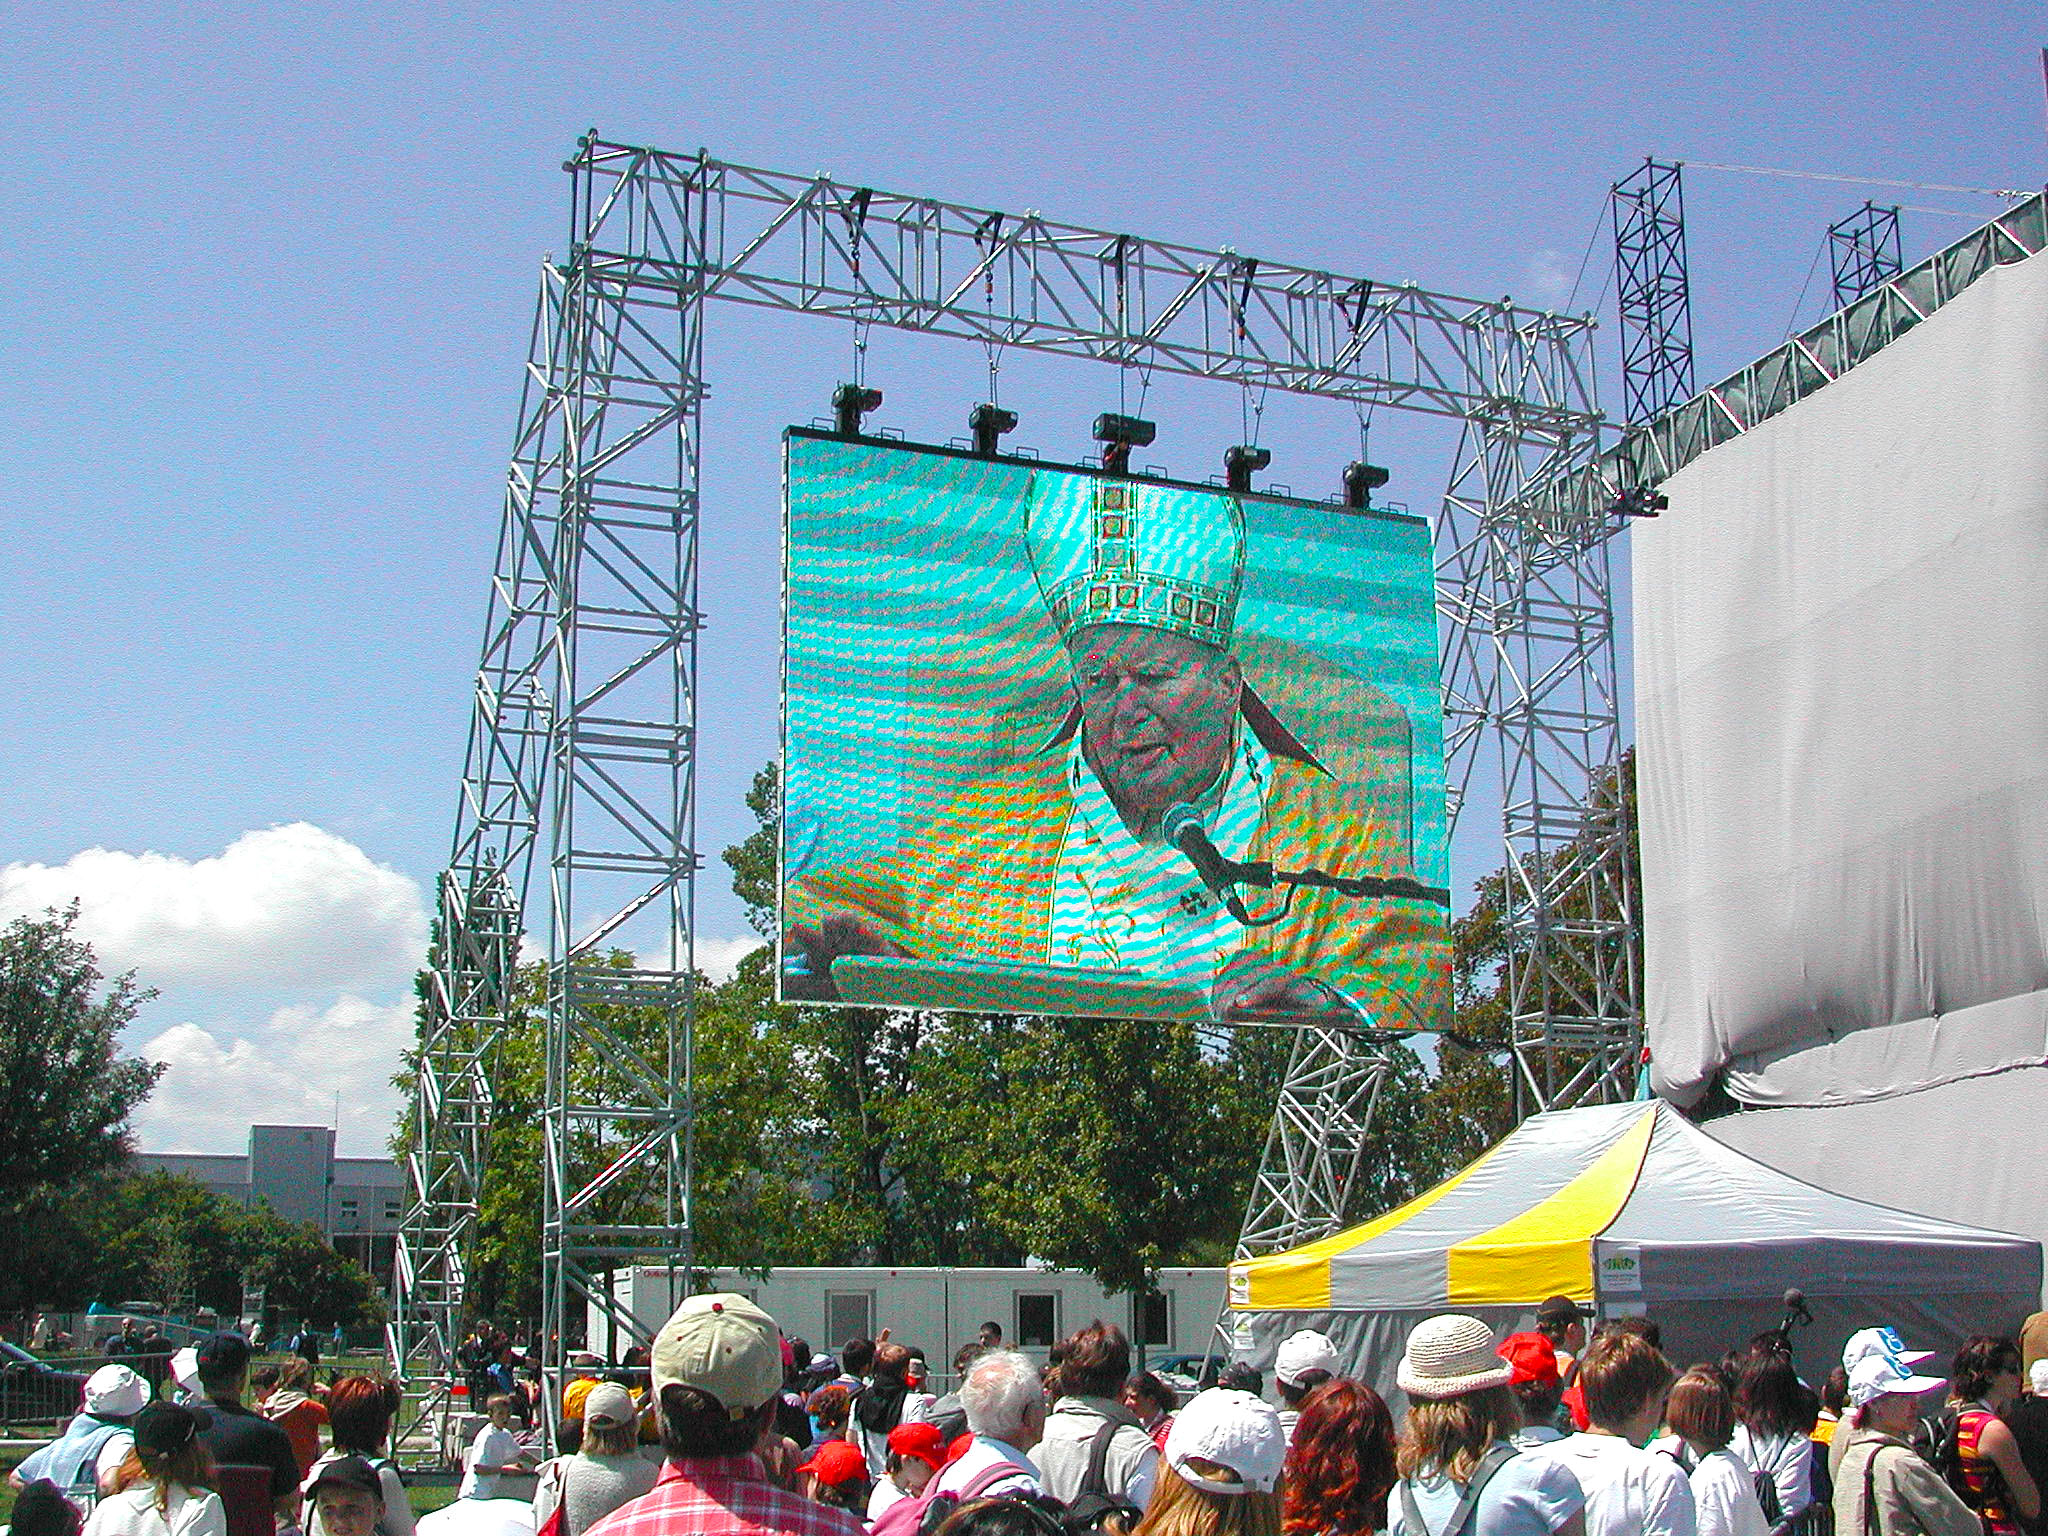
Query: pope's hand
1211 951 1352 1025
783 913 909 1000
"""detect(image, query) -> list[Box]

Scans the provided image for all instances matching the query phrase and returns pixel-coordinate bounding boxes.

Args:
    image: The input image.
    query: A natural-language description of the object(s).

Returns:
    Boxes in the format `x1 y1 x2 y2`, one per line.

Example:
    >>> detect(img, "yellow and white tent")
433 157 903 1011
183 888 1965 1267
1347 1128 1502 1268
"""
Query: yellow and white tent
1227 1100 2037 1404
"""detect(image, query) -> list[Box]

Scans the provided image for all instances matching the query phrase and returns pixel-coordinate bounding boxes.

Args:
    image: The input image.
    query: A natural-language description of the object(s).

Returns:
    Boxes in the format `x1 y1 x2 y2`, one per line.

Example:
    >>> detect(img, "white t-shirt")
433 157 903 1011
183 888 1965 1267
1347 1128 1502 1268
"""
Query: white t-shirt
460 1424 523 1500
1535 1433 1697 1536
1387 1443 1585 1536
867 1479 912 1522
81 1486 228 1536
1685 1447 1771 1536
1728 1427 1812 1520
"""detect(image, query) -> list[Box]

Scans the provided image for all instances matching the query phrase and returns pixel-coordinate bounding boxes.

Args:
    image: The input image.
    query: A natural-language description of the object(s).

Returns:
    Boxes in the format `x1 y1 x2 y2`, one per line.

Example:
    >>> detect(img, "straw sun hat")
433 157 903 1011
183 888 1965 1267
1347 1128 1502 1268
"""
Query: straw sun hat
1397 1315 1515 1400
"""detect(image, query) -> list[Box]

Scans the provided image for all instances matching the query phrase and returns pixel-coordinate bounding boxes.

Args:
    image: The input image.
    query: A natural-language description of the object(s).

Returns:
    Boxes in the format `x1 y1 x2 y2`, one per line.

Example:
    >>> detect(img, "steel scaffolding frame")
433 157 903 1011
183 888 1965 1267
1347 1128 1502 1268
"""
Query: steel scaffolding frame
400 135 1636 1416
1831 203 1903 307
1613 160 1696 424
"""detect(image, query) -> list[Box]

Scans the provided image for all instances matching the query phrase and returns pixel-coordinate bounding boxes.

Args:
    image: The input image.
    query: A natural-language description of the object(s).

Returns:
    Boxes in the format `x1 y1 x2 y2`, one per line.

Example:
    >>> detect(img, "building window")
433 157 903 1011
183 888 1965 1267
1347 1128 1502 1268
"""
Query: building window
824 1291 874 1347
383 1202 401 1220
339 1200 359 1220
1139 1291 1170 1347
1016 1293 1058 1348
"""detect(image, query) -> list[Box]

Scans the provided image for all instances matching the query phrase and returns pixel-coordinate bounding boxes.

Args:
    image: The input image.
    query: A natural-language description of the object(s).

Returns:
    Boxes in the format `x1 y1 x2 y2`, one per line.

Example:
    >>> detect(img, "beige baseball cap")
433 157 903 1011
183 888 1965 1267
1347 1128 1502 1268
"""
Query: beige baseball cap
651 1293 782 1419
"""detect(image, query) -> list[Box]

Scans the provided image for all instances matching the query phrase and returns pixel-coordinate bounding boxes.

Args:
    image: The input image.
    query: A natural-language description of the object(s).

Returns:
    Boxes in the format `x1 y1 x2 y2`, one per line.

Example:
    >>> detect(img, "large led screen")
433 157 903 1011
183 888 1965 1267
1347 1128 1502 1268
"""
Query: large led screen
780 429 1450 1029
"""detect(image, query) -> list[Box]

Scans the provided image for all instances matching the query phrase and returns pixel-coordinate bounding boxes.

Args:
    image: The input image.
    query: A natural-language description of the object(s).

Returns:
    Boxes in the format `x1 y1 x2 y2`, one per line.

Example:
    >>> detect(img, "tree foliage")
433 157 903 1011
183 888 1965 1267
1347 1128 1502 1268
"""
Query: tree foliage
0 907 165 1316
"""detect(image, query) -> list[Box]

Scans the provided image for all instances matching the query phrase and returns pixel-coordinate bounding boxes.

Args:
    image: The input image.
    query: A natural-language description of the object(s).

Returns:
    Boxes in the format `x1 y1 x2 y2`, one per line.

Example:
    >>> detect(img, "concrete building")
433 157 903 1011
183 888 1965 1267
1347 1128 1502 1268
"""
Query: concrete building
137 1125 405 1284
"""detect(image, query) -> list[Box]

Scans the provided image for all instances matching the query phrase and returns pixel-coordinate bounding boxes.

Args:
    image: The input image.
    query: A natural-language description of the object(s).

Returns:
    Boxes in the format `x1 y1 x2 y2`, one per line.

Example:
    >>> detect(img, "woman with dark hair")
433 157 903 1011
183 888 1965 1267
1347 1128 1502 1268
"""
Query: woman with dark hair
306 1376 413 1536
1282 1380 1395 1536
1124 1374 1180 1453
84 1404 224 1536
10 1481 85 1536
1387 1316 1585 1536
1658 1367 1768 1536
932 1496 1071 1536
1946 1336 2040 1535
1730 1350 1815 1526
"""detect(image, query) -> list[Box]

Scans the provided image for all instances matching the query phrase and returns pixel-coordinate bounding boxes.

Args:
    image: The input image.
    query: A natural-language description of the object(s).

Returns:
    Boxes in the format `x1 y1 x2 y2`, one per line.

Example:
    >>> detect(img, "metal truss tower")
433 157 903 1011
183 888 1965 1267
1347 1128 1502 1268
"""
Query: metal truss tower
1613 160 1696 424
403 135 1634 1411
1830 203 1903 307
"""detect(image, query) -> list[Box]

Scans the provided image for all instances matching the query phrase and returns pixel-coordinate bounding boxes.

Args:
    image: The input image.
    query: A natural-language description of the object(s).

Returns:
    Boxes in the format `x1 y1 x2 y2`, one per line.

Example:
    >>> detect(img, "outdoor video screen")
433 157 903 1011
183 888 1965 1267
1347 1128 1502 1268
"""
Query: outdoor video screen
779 430 1450 1030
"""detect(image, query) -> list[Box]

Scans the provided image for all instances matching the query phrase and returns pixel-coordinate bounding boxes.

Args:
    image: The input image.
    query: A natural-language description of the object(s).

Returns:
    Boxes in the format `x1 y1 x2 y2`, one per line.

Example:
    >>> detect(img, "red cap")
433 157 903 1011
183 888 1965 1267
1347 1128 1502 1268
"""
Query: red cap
1496 1332 1560 1388
797 1439 869 1487
887 1421 947 1471
945 1431 975 1466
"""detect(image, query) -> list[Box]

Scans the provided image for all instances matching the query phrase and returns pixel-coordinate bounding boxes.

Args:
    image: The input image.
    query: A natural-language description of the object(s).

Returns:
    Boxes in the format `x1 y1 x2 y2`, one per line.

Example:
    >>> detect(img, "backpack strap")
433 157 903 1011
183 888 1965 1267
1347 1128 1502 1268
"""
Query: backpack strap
1398 1443 1519 1536
959 1461 1031 1500
1081 1420 1120 1499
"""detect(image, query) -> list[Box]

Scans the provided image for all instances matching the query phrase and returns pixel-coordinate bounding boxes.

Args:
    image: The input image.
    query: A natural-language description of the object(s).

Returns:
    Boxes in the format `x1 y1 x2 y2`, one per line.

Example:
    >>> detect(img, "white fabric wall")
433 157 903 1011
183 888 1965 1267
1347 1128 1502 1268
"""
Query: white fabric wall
1635 246 2048 1106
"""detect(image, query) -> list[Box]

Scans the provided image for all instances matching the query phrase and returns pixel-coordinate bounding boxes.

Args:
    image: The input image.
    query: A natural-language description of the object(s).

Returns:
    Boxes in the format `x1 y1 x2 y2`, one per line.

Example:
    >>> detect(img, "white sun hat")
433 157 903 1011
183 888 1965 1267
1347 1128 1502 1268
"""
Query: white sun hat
1163 1388 1285 1495
1397 1314 1515 1401
84 1364 151 1418
1848 1353 1946 1408
1842 1326 1936 1372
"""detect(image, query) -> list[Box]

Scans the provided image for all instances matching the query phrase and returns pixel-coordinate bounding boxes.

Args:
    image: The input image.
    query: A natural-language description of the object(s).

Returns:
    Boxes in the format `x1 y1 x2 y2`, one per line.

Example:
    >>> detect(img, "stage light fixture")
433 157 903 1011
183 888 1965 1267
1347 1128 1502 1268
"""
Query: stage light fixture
1092 411 1156 473
968 402 1018 457
1224 445 1271 492
833 383 884 436
1612 485 1669 518
1342 460 1391 509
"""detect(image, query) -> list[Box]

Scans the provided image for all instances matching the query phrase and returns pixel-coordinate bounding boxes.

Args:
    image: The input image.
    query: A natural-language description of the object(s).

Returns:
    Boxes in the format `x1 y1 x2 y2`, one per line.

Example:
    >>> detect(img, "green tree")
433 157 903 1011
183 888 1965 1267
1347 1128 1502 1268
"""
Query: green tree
0 907 164 1317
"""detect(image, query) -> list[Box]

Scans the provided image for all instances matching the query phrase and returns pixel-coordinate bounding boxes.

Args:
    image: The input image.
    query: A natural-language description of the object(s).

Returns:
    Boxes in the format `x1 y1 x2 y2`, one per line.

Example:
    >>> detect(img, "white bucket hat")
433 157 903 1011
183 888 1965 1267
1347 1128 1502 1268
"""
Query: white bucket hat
1163 1388 1285 1494
1274 1329 1340 1387
1397 1315 1514 1401
84 1363 151 1418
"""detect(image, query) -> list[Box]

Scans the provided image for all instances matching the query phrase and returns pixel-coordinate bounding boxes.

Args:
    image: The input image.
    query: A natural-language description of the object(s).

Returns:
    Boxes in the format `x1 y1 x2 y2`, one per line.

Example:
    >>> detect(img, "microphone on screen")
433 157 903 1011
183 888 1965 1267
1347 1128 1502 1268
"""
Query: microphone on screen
1162 803 1252 924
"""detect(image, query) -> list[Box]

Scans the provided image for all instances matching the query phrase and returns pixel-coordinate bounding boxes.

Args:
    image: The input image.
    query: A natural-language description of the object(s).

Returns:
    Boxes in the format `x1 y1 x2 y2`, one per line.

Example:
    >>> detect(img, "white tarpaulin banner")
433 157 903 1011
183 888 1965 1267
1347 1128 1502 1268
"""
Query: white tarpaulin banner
1636 245 2048 1107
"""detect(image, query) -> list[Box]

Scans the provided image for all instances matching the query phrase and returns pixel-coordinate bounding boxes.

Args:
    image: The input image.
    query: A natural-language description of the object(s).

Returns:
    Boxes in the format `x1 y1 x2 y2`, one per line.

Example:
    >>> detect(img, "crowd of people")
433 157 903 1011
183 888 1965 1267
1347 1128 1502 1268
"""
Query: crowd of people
6 1331 412 1536
10 1298 2048 1536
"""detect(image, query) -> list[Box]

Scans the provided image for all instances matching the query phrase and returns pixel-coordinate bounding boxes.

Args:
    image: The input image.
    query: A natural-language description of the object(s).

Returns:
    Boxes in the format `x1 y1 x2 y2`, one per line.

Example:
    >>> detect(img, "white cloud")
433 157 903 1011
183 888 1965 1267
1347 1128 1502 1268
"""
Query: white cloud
134 994 415 1157
1523 247 1574 309
696 934 764 982
0 823 428 991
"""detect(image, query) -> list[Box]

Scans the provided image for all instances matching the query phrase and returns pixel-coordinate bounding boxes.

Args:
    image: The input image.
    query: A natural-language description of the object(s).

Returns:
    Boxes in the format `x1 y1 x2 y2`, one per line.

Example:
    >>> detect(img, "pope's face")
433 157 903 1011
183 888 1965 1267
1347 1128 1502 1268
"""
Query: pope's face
1070 623 1241 831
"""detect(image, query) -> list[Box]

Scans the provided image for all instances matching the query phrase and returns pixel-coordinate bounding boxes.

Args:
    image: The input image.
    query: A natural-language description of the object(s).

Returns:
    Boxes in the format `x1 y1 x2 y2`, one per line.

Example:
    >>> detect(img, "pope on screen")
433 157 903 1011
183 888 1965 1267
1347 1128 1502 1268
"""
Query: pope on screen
783 470 1451 1028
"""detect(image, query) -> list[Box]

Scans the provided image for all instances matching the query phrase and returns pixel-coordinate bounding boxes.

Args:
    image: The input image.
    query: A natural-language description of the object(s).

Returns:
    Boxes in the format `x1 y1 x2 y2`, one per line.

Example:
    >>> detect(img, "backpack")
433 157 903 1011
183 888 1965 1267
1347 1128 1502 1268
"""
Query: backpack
869 1457 1031 1536
1396 1443 1520 1536
1061 1421 1145 1536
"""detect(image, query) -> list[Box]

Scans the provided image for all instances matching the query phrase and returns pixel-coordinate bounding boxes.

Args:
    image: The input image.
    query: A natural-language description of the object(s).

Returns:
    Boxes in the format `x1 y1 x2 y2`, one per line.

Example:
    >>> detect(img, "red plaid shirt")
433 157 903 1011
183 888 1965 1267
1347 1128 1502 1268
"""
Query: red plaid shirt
584 1454 866 1536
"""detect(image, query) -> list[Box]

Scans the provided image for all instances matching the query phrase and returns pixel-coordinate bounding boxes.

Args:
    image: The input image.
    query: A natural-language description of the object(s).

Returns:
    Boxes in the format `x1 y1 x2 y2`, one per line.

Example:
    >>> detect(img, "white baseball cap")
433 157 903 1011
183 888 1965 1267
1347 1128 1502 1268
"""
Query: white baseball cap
1848 1353 1946 1408
651 1293 782 1418
1274 1329 1340 1387
1163 1388 1285 1494
2030 1359 2048 1397
84 1364 151 1418
1842 1326 1935 1372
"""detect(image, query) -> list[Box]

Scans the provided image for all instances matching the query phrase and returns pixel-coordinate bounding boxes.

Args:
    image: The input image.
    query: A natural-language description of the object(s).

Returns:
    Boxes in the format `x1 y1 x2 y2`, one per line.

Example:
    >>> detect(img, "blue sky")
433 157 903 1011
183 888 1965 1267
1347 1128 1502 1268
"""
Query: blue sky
1 0 2039 1152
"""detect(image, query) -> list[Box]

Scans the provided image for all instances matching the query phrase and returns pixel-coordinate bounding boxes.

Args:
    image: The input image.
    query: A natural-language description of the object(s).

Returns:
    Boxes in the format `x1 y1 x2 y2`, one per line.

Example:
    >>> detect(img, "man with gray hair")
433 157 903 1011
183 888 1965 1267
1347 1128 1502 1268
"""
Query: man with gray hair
929 1351 1045 1499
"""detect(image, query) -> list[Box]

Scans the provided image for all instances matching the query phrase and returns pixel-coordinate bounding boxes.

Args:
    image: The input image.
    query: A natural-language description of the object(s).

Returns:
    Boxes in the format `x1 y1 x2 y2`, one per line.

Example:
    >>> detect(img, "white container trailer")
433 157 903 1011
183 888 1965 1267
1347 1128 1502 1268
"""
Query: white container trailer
589 1265 1227 1384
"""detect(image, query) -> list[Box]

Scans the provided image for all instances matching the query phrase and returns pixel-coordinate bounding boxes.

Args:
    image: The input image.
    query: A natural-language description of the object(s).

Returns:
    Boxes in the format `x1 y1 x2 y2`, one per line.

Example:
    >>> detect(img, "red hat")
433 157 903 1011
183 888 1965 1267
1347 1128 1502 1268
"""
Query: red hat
887 1421 947 1471
797 1439 869 1487
1496 1332 1560 1388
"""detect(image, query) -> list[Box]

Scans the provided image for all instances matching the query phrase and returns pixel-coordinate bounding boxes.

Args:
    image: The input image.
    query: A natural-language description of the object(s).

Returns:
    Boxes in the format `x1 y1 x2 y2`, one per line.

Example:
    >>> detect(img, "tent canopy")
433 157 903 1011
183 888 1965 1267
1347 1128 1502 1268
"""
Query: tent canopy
1231 1100 2039 1315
